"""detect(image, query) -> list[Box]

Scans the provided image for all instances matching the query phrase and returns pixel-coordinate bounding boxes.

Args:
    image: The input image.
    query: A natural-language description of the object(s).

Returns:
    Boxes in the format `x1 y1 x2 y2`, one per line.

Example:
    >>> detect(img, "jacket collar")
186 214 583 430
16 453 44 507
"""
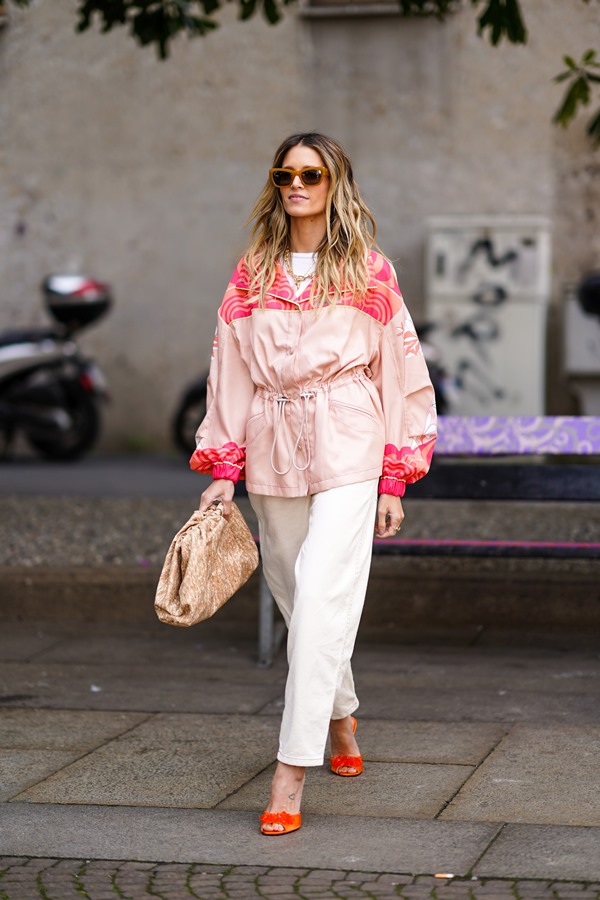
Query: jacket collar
234 257 378 304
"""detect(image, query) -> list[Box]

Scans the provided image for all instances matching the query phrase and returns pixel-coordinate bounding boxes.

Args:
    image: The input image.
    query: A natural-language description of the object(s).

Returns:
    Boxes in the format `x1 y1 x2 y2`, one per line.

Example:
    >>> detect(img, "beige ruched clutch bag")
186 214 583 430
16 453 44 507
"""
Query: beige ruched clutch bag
154 501 259 627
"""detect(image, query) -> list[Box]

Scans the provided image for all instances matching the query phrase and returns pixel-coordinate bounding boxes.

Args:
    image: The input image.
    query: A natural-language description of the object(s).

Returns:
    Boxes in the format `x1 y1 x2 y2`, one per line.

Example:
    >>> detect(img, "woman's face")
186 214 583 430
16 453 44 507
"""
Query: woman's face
277 145 330 221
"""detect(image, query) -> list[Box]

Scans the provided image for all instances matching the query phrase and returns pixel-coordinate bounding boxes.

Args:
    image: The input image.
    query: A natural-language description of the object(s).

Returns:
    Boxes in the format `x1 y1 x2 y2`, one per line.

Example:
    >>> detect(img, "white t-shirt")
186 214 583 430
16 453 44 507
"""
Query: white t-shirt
284 252 317 296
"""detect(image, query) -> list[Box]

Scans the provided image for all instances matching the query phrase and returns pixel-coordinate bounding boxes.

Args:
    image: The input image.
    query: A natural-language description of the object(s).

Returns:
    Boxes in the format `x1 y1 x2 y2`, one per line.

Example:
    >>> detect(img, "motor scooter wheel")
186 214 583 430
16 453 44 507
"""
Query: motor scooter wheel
26 384 100 461
172 382 207 456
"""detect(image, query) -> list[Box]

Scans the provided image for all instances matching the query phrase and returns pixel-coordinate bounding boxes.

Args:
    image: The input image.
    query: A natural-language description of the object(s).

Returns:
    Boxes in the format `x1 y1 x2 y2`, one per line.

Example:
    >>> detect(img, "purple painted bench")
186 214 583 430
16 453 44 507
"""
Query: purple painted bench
436 416 600 456
376 414 600 558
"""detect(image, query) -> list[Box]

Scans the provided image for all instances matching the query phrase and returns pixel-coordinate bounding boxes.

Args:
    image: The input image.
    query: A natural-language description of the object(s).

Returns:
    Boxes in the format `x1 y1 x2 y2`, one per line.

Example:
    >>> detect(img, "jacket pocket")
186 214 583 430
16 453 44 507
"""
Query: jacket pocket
246 411 268 445
329 399 379 430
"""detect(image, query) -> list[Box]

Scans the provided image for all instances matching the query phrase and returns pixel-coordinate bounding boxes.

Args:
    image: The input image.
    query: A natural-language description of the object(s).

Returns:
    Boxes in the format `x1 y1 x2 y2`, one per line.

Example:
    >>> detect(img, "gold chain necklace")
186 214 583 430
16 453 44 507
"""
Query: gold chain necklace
283 249 315 291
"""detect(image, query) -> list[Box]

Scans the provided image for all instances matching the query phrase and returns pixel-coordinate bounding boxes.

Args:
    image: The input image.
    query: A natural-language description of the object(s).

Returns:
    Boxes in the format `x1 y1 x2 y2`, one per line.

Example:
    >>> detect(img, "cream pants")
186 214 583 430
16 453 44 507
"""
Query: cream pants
249 479 379 767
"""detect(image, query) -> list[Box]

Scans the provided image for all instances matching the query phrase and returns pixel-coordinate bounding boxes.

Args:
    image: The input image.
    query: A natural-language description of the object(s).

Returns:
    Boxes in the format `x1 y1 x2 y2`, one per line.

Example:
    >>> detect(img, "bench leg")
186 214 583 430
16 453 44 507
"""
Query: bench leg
257 570 286 668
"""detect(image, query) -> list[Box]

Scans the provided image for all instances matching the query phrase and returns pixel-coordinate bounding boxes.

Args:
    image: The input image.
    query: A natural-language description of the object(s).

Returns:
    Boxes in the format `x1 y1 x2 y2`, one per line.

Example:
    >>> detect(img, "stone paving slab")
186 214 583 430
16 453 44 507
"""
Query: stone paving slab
328 685 600 725
441 724 600 827
0 618 273 670
0 632 60 662
0 803 501 875
217 760 473 819
356 647 600 694
0 750 84 803
14 715 281 808
14 746 269 809
0 662 284 713
263 645 600 725
108 712 506 766
110 711 280 748
2 712 504 813
31 632 267 669
341 720 507 765
474 823 600 881
0 709 148 750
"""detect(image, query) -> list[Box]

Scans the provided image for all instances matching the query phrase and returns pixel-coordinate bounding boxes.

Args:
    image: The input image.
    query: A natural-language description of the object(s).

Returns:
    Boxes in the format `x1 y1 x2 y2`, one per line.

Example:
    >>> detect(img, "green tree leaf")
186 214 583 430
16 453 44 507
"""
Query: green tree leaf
554 83 580 127
553 48 600 134
587 107 600 145
471 0 528 47
238 0 257 20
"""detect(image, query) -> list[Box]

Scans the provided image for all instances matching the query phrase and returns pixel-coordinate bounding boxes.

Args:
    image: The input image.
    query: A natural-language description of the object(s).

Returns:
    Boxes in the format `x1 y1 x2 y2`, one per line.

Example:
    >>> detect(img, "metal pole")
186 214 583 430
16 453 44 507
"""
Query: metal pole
258 569 274 668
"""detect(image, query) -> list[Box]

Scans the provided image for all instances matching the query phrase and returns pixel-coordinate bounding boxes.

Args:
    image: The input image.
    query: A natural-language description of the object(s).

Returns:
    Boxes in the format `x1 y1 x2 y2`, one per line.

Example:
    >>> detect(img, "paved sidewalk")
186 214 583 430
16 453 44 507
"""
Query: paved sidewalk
1 618 600 898
1 457 600 898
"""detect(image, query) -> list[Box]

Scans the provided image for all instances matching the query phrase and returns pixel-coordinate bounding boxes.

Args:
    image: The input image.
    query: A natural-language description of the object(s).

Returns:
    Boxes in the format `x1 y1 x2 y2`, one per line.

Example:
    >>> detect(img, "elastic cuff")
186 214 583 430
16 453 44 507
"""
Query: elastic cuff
212 463 241 483
378 477 406 497
189 448 211 473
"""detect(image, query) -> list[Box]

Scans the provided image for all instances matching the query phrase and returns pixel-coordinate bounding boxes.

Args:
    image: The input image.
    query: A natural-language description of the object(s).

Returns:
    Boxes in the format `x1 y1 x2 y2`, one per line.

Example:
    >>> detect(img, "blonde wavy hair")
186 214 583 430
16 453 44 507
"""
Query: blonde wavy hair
244 132 383 308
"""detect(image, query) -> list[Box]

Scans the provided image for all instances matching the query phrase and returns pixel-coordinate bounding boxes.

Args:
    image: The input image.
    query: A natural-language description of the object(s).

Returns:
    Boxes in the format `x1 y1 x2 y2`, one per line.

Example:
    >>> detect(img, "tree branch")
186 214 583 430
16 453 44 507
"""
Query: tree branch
7 0 600 147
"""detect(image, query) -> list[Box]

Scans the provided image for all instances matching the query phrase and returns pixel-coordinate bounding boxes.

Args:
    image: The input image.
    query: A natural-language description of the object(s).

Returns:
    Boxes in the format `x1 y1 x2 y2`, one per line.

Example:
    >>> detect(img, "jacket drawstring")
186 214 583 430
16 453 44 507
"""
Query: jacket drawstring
270 396 293 475
291 391 315 472
270 391 315 475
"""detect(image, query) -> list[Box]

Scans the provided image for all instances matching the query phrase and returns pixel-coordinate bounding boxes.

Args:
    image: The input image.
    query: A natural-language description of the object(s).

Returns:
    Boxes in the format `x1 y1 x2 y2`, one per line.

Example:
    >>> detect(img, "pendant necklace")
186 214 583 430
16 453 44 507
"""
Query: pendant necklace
284 248 315 292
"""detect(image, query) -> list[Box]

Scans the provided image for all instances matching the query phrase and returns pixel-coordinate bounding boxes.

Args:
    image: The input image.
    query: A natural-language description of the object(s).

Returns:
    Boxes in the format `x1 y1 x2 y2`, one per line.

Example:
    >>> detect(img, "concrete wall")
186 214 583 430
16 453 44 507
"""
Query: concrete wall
1 0 599 450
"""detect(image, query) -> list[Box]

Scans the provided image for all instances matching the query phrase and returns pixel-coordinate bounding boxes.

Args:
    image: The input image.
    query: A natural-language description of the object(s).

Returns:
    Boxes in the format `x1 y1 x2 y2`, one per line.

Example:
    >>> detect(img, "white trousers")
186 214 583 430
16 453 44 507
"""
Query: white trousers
249 479 378 767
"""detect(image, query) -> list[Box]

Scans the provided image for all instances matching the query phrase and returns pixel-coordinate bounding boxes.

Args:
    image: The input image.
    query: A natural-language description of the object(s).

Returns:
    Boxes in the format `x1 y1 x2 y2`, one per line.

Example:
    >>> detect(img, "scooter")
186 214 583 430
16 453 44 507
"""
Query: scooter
0 275 112 460
414 321 451 415
172 373 208 457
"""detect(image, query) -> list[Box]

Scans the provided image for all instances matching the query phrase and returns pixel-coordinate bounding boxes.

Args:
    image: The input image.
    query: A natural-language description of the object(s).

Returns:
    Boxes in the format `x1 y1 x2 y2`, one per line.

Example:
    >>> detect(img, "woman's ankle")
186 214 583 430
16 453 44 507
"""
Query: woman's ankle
329 716 359 756
267 762 305 813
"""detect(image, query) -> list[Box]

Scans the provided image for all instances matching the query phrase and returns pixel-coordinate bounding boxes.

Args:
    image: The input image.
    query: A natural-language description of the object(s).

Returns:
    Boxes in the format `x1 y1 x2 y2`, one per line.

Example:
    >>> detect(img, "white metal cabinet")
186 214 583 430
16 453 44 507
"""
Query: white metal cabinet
425 216 552 416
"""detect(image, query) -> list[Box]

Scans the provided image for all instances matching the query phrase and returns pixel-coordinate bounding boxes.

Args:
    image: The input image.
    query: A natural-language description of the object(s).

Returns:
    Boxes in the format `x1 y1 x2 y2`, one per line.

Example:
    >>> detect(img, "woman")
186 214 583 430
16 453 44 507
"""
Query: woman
191 132 436 835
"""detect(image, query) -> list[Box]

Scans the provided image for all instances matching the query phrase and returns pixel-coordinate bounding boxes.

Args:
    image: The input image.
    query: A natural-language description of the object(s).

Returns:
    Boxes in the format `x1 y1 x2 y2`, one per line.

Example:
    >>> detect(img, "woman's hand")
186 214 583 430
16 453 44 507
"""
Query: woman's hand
199 478 235 518
375 493 404 538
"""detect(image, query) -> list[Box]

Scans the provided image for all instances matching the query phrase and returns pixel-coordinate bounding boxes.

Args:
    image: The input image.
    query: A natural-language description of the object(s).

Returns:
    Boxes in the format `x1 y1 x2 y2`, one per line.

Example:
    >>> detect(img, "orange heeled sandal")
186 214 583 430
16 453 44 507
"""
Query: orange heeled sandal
259 810 302 835
330 715 363 777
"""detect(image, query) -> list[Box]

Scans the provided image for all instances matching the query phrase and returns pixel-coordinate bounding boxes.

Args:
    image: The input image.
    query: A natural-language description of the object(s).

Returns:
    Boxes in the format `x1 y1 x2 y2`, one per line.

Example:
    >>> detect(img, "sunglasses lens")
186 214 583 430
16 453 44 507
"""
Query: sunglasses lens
272 170 293 187
301 169 322 185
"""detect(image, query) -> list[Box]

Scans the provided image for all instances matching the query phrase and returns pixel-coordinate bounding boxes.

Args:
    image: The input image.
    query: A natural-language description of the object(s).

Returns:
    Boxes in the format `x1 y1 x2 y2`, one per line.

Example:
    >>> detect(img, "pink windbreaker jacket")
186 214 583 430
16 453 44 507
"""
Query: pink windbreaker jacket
190 251 437 497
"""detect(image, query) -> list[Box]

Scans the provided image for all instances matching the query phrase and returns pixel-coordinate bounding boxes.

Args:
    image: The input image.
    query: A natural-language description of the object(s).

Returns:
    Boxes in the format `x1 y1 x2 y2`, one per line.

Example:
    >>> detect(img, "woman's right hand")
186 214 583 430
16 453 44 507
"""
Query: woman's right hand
199 478 235 517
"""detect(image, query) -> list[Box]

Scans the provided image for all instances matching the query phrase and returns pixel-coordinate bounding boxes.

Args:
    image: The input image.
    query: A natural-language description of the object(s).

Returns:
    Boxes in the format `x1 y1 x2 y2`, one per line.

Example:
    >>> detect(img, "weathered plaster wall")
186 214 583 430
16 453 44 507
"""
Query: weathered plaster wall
1 0 312 450
1 0 599 449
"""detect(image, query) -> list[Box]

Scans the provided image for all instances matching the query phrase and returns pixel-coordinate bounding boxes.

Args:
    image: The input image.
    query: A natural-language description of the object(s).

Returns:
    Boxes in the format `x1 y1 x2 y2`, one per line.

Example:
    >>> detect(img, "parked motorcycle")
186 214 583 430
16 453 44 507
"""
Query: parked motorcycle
172 373 208 457
414 321 451 415
0 275 112 460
